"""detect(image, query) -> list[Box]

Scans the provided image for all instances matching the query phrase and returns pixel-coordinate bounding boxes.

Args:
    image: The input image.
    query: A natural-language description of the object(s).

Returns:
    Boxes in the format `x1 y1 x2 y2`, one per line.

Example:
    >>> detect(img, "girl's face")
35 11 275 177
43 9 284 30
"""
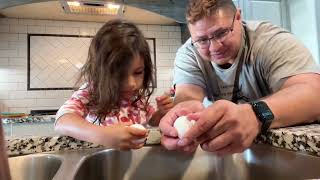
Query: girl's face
120 55 145 99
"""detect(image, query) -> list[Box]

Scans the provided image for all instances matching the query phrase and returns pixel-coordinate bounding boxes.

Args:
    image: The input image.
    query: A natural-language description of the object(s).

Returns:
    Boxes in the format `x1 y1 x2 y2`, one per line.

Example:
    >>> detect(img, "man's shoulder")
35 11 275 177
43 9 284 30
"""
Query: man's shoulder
245 21 289 37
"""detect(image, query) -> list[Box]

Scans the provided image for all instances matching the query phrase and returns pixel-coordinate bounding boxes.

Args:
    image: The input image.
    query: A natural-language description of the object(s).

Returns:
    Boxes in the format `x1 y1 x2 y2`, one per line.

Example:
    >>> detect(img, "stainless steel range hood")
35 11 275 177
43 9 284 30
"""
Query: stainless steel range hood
60 0 125 16
0 0 188 23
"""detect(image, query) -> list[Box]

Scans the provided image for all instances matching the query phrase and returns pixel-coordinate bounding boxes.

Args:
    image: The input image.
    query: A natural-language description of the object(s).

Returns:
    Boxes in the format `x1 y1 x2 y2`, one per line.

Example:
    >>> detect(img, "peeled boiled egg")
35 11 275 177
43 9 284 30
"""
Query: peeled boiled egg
173 116 195 139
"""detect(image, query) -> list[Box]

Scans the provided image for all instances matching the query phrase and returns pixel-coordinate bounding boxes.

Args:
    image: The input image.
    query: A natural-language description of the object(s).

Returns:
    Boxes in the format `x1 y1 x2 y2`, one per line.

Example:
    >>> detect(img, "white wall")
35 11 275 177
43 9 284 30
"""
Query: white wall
287 0 319 64
0 18 181 113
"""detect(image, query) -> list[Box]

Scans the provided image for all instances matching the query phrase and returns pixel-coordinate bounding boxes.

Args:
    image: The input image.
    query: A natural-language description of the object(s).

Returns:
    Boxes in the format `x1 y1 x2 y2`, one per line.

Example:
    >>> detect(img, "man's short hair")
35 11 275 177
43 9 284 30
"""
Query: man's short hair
186 0 237 24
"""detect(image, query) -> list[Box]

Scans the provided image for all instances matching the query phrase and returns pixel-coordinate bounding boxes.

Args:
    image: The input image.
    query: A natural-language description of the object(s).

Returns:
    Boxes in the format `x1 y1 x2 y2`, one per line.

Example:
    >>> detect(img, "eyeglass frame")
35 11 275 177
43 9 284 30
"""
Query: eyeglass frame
191 13 236 49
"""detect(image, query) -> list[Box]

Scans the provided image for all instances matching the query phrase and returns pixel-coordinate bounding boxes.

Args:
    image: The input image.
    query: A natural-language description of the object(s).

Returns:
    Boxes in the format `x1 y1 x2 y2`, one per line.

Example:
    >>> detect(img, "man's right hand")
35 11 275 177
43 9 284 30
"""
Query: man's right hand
159 100 204 152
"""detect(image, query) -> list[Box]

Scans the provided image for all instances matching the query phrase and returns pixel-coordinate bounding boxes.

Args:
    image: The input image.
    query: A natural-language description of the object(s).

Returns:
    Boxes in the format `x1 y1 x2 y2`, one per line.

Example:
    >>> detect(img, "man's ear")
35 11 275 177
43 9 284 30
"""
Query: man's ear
236 8 242 21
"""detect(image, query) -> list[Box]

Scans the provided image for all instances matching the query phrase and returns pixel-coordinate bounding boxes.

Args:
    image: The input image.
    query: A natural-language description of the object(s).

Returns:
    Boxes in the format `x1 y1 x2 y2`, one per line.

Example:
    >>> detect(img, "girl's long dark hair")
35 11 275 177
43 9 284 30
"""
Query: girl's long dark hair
77 19 154 122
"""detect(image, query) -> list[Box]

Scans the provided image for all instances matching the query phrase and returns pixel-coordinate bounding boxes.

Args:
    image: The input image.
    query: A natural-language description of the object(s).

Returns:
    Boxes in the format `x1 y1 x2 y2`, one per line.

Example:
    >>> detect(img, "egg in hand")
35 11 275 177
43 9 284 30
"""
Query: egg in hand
173 116 195 139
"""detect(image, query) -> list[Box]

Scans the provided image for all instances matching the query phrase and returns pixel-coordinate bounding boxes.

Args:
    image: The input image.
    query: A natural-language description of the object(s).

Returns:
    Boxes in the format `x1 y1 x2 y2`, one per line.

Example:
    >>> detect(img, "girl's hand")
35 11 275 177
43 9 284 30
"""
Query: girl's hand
156 92 174 116
101 123 149 150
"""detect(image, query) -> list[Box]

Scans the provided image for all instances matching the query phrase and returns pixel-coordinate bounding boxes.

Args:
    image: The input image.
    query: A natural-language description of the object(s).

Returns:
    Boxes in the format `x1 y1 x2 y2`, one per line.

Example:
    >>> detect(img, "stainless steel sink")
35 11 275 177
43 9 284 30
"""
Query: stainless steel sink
73 144 320 180
9 154 62 180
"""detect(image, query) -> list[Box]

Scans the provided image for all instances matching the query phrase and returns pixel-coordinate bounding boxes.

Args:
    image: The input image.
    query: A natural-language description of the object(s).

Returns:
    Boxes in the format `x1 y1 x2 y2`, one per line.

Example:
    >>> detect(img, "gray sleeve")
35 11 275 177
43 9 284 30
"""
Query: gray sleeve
173 44 206 89
256 32 320 91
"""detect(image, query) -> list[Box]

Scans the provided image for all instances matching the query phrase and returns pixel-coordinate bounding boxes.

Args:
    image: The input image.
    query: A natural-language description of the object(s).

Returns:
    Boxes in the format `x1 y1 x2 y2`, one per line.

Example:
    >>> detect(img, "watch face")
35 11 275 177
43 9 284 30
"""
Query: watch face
251 101 274 133
262 111 274 120
257 103 274 120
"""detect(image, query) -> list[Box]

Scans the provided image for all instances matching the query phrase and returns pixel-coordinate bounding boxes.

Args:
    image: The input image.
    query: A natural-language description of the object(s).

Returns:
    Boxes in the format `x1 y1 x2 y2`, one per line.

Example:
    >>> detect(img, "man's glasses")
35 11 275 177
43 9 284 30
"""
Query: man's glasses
191 14 236 49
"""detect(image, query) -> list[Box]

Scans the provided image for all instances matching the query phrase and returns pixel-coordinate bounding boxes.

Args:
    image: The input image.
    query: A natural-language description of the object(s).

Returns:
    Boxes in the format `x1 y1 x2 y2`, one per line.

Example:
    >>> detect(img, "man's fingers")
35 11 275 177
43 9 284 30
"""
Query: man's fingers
161 135 180 150
201 131 233 152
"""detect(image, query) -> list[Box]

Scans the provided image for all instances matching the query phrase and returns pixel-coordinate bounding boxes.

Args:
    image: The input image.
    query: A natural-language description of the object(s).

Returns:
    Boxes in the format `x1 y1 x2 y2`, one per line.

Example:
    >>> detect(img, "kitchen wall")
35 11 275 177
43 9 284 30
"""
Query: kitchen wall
287 0 319 64
0 18 181 113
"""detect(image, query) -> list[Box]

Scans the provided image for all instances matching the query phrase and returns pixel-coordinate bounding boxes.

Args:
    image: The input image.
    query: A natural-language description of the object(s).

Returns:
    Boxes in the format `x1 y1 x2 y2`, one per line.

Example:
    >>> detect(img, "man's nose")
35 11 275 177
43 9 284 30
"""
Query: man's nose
208 39 223 52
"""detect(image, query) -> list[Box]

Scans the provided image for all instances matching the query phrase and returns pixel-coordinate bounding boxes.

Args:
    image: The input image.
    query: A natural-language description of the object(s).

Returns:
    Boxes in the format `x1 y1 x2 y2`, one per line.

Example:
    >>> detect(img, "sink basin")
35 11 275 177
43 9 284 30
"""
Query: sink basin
9 154 62 180
73 144 320 180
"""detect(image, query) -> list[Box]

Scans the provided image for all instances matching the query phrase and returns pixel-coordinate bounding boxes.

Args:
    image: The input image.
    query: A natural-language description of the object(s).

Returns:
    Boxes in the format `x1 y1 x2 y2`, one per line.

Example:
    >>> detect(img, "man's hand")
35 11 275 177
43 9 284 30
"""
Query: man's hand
178 100 261 156
159 100 204 152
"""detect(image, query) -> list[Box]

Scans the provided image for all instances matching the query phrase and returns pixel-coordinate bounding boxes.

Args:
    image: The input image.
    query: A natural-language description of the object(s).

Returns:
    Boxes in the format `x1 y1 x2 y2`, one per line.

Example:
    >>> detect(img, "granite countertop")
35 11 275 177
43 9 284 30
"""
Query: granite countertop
4 116 320 156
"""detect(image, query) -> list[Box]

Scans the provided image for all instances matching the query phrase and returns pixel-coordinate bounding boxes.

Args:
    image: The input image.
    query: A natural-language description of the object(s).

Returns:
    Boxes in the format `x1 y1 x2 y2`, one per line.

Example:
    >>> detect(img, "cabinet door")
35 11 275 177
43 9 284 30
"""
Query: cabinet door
242 0 289 29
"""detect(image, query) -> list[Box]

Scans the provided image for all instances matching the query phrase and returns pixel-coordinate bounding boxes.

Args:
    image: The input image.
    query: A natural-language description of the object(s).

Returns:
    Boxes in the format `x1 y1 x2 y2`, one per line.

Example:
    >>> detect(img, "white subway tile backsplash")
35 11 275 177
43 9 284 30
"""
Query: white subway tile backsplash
0 57 9 66
0 41 9 49
8 108 30 114
9 91 27 99
9 57 26 66
17 83 27 91
0 25 9 33
9 25 28 33
169 31 181 38
19 19 36 26
79 27 95 36
7 18 19 25
4 99 36 108
161 26 176 32
0 90 9 100
170 45 180 53
157 46 170 53
62 27 80 35
154 32 169 39
28 25 46 34
147 25 160 31
0 83 18 91
7 74 27 83
0 33 19 41
156 60 174 67
9 41 26 49
143 31 155 38
0 49 18 58
156 52 176 60
158 38 182 46
18 34 28 42
45 26 63 34
36 98 65 107
18 47 28 58
137 25 148 31
0 18 9 25
27 91 46 99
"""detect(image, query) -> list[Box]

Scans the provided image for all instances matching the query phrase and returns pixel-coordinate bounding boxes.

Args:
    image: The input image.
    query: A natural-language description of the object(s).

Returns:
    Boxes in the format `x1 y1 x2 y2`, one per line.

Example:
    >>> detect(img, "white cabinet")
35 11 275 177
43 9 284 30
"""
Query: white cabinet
235 0 289 29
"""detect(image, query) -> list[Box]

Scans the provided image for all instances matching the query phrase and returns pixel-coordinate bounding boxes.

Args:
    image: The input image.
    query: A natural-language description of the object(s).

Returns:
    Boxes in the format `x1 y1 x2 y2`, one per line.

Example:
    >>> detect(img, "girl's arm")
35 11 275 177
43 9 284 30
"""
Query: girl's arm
55 113 148 150
149 93 174 126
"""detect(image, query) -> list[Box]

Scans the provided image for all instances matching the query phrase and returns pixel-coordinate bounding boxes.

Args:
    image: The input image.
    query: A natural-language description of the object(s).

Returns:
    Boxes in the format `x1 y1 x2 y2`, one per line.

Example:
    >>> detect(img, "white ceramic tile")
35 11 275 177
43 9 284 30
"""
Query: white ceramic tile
0 33 19 41
161 25 176 32
27 25 46 34
9 25 28 33
154 31 169 39
0 25 9 33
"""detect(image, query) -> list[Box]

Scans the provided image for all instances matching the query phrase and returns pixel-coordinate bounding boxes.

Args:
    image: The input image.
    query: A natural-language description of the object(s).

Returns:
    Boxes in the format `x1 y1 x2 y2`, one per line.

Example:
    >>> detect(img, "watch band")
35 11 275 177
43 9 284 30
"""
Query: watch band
250 101 274 133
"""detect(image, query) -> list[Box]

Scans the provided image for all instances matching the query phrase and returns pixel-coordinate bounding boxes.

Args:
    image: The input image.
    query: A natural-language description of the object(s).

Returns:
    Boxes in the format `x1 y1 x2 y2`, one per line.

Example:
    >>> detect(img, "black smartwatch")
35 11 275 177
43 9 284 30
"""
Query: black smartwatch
249 101 274 134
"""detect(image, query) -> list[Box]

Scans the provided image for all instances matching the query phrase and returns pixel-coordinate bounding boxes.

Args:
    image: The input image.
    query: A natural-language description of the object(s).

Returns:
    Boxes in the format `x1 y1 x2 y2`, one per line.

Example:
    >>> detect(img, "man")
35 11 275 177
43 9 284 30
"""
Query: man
159 0 320 156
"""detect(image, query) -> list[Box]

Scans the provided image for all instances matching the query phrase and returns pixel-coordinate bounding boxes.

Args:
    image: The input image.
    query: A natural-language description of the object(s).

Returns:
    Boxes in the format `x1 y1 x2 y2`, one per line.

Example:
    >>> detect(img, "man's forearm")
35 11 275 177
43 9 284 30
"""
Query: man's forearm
173 84 205 105
264 82 320 128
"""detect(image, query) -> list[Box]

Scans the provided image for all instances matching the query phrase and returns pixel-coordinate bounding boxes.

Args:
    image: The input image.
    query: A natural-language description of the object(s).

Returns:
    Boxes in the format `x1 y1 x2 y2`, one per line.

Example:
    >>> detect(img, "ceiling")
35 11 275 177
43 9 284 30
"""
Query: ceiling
0 0 188 25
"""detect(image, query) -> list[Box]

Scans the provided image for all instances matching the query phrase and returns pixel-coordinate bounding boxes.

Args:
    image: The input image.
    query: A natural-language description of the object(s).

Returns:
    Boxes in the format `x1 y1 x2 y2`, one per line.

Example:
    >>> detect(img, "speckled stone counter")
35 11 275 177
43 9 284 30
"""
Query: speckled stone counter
4 115 320 157
2 115 55 124
6 128 162 156
256 124 320 156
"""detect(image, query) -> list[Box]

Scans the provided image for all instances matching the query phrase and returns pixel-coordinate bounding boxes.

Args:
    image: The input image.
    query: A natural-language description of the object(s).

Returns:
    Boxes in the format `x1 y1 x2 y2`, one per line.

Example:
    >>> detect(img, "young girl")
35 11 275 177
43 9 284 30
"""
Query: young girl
55 19 174 150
